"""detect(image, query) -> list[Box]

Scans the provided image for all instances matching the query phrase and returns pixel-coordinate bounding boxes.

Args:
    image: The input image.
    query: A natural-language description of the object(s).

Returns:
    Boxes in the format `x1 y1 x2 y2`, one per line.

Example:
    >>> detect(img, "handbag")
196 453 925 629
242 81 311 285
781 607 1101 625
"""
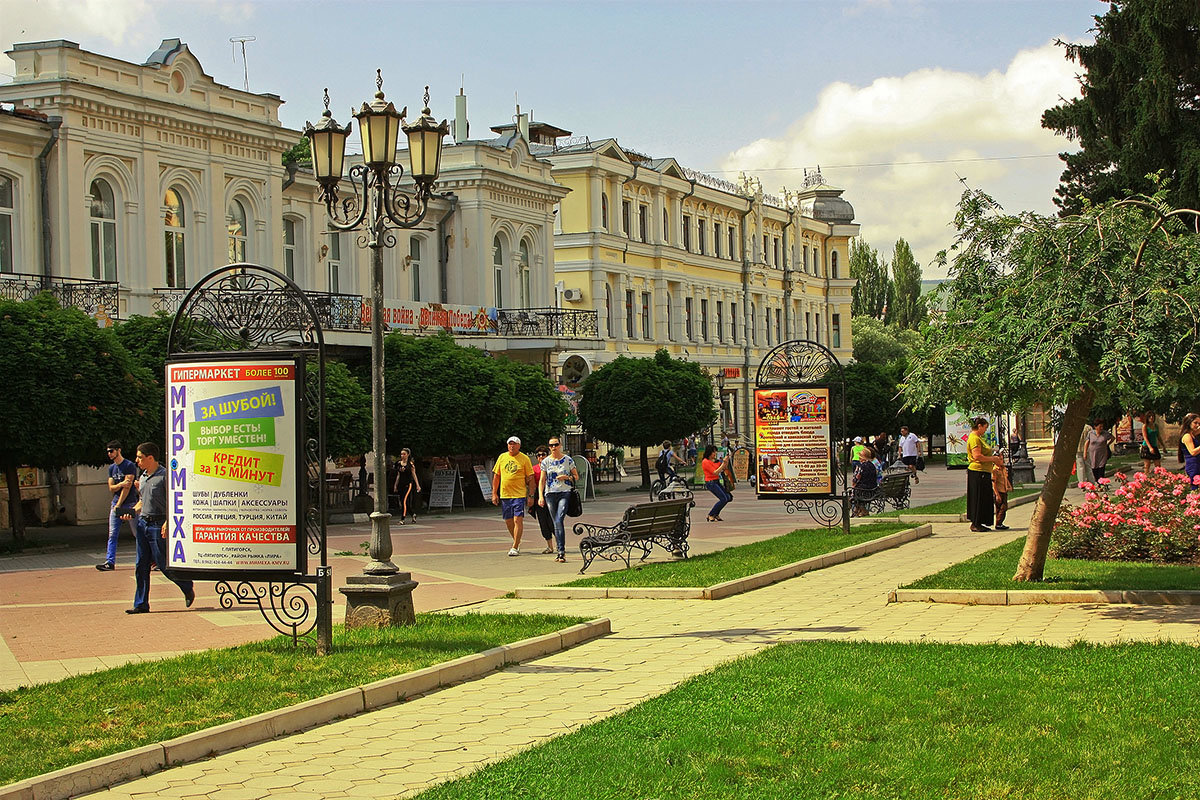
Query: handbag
1140 444 1153 459
565 487 583 517
916 456 926 472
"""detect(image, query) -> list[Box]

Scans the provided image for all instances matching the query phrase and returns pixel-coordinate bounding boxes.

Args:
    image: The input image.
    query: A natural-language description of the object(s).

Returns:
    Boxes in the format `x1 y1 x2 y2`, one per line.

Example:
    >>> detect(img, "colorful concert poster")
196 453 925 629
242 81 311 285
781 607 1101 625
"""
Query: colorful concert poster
165 357 302 573
755 387 832 496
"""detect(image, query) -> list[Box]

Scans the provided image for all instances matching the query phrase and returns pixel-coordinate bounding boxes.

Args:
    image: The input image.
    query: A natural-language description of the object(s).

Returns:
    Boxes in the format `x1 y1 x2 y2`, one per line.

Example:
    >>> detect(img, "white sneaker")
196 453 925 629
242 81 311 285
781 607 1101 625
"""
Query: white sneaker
508 547 520 557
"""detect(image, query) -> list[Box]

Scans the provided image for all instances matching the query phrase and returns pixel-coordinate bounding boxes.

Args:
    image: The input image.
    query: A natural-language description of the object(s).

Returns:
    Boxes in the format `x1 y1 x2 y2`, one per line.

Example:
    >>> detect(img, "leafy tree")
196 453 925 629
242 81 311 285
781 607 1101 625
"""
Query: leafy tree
282 134 311 168
851 316 919 370
850 239 891 319
0 296 157 544
887 238 926 330
904 188 1200 581
577 350 715 487
1042 0 1200 215
383 332 566 458
322 360 372 459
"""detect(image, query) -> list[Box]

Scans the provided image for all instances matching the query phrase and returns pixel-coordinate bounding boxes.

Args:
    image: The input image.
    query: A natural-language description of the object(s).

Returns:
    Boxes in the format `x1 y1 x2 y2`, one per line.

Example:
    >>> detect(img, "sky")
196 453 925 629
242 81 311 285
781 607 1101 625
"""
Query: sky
0 0 1104 277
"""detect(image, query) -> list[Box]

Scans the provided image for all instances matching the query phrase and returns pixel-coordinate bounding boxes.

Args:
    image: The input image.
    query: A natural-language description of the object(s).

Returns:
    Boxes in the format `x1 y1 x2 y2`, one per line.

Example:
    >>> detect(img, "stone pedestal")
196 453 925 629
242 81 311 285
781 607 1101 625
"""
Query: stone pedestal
339 573 419 628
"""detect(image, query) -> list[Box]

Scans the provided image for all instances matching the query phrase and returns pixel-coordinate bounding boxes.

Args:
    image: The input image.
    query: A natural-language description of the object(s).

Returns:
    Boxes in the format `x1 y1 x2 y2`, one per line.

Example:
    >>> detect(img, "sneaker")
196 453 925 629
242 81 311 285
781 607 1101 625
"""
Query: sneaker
994 524 1010 530
96 562 115 571
508 548 520 557
410 515 417 523
555 555 566 563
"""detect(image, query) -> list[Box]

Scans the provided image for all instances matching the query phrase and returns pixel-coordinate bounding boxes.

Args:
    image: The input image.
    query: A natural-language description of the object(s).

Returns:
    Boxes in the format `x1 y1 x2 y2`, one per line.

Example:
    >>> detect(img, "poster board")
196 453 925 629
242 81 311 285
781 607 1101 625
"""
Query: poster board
754 387 833 498
945 405 997 469
165 353 305 577
572 455 594 501
429 469 464 509
473 464 494 501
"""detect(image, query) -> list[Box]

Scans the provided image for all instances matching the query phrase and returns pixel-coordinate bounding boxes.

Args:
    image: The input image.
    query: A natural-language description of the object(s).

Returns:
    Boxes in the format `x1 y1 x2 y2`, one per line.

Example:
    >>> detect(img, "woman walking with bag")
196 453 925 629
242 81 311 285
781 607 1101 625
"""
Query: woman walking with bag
1140 412 1162 475
538 437 579 563
391 448 422 525
701 444 732 522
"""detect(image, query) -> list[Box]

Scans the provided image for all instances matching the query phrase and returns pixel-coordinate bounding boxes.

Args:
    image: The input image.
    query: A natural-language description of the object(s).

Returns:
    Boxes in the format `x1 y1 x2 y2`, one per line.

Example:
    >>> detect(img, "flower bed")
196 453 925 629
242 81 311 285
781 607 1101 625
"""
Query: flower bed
1051 468 1200 563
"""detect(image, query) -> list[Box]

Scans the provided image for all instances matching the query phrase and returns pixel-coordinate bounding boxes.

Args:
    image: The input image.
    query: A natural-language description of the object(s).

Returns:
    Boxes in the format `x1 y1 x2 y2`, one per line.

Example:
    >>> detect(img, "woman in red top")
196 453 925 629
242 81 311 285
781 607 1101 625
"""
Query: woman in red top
701 444 732 521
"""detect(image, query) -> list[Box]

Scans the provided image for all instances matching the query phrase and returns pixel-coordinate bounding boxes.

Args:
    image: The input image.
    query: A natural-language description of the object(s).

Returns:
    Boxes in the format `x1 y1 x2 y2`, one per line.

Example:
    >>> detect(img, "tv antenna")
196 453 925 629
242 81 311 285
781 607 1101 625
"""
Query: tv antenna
230 36 256 91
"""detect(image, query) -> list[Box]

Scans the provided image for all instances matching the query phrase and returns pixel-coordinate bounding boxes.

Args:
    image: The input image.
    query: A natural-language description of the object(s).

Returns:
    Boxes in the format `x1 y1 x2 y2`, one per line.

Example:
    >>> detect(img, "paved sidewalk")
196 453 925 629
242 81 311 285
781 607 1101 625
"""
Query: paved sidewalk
0 460 986 690
84 497 1200 799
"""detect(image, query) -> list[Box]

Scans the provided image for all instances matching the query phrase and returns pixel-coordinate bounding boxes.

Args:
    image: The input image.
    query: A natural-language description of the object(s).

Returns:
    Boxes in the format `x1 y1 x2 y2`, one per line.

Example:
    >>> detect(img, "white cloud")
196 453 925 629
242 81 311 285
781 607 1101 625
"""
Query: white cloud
721 42 1082 278
0 0 156 80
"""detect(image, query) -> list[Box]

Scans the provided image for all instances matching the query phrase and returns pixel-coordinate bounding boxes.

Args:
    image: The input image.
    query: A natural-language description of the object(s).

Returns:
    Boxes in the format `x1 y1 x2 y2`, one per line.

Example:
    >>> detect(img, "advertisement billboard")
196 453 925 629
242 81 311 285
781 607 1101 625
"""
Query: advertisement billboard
165 354 305 576
755 387 833 497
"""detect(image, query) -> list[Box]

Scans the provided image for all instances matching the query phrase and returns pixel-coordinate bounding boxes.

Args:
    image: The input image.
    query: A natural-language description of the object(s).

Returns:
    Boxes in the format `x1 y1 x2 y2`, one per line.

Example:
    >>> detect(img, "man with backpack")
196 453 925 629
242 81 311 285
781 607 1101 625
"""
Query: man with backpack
656 440 682 487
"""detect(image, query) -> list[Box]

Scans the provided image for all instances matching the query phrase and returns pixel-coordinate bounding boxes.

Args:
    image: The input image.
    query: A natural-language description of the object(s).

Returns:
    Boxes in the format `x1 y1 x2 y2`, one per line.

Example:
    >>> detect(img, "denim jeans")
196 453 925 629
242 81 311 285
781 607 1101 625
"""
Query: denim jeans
544 492 571 555
106 506 137 565
705 480 731 518
133 518 194 610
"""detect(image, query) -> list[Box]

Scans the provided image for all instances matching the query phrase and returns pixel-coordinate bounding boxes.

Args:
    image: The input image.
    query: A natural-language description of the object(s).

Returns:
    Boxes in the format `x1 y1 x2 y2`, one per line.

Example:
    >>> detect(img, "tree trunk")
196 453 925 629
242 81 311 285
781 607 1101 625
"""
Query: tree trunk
1012 387 1095 581
5 464 26 547
640 446 651 489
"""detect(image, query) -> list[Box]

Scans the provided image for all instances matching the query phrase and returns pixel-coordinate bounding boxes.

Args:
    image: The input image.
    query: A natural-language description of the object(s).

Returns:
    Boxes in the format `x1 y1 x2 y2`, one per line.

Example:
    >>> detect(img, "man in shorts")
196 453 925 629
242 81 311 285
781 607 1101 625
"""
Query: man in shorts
898 425 920 485
492 436 535 556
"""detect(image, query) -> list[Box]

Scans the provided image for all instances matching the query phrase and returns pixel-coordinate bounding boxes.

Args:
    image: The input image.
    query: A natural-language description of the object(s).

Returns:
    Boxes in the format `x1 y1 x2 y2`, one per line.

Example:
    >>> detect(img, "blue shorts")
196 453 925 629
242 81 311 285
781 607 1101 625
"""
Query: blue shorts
500 498 527 519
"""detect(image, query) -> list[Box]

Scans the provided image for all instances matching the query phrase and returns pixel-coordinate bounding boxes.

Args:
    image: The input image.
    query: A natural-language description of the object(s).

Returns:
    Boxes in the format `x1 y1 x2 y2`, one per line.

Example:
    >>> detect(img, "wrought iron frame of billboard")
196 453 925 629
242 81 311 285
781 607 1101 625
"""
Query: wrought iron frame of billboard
754 339 850 531
166 263 332 652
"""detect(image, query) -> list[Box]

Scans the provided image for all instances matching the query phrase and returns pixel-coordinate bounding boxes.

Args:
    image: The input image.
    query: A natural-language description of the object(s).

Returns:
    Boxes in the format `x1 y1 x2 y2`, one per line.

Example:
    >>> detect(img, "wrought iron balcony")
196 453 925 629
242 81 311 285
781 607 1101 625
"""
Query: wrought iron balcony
496 307 599 339
0 272 121 319
153 287 370 332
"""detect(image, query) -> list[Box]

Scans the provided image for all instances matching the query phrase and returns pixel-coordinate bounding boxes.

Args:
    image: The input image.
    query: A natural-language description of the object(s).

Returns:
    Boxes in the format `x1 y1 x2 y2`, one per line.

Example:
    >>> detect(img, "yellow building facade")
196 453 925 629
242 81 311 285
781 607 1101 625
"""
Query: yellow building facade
527 125 858 441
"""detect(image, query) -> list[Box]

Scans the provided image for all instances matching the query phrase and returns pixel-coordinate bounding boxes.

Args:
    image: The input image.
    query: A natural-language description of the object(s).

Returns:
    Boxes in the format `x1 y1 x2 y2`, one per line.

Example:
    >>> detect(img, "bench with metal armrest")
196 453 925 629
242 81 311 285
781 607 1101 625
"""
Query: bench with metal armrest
573 497 694 574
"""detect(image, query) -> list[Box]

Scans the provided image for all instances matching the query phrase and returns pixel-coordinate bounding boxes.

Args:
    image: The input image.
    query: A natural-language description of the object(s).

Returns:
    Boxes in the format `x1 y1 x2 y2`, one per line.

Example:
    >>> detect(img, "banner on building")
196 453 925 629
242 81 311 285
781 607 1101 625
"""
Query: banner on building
165 354 305 575
754 387 833 497
362 301 498 335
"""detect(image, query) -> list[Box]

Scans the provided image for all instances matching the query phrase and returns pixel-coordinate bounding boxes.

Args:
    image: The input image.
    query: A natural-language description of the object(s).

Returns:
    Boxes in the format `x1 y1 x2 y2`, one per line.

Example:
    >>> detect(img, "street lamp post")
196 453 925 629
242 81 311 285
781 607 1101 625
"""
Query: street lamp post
306 75 448 627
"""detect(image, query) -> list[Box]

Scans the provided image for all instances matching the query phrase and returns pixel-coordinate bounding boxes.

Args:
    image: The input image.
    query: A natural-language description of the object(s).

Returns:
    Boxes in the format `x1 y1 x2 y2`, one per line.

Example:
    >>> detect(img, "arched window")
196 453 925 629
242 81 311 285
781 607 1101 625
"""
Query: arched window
163 188 187 288
282 218 298 280
493 235 505 306
410 237 423 302
831 250 839 279
0 174 14 274
227 199 248 264
601 194 609 231
518 239 532 308
89 178 117 281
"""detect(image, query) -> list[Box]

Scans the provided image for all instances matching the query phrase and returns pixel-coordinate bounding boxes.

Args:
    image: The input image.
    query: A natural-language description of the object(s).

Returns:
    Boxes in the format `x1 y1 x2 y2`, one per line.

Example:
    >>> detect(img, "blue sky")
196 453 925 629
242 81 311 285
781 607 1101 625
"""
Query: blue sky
1 0 1103 274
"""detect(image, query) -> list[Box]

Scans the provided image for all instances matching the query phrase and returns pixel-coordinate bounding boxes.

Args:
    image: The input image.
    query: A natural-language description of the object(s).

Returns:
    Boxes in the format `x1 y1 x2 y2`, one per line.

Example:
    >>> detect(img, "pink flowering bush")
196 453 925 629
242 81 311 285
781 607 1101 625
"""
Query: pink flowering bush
1050 468 1200 563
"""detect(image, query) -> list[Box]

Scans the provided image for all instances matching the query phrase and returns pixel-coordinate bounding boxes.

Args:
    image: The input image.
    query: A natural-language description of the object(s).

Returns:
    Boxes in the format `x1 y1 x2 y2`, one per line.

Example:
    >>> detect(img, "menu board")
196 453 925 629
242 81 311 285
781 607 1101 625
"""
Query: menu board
429 469 464 509
755 387 832 497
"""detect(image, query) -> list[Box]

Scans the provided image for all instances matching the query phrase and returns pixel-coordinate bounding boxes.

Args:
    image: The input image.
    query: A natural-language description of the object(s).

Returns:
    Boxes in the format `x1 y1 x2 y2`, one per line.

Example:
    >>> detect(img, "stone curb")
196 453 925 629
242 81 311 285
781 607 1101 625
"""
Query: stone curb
0 617 611 800
513 524 934 602
893 490 1041 525
888 588 1200 606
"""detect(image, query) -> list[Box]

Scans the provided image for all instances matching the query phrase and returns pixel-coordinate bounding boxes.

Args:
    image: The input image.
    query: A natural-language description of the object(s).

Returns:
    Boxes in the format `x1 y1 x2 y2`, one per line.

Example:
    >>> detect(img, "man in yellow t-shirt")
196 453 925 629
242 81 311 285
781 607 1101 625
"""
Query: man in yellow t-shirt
492 436 535 556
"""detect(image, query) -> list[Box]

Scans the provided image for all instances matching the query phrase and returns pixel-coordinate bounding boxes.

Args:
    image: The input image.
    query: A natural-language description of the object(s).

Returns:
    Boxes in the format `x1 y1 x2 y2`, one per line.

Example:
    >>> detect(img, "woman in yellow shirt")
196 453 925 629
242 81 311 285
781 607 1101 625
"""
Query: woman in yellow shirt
966 417 1005 532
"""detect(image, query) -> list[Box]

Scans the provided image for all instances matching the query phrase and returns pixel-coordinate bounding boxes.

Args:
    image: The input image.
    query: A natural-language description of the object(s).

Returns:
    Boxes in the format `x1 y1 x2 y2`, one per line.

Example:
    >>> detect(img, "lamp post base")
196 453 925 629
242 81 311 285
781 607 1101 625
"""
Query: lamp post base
339 573 419 628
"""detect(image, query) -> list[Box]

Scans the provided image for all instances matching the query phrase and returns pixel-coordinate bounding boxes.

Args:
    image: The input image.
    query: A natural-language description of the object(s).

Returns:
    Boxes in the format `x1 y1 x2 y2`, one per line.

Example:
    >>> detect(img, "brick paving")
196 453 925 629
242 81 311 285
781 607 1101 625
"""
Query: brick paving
79 495 1200 800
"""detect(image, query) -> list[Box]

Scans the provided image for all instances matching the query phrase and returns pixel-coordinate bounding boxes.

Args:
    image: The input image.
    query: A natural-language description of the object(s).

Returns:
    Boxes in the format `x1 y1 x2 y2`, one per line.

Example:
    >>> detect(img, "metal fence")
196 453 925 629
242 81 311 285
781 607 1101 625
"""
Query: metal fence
0 272 121 318
496 307 599 339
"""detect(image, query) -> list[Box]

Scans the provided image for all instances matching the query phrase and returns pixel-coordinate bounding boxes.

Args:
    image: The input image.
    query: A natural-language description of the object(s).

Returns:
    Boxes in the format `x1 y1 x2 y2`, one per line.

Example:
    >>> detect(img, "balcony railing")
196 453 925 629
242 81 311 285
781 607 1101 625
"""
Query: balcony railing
0 272 121 319
496 307 599 339
153 287 370 332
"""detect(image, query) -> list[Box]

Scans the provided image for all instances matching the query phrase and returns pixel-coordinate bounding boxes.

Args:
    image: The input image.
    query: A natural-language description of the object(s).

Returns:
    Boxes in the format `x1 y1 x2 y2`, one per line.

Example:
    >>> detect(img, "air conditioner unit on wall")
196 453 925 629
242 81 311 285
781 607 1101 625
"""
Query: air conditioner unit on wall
562 288 582 301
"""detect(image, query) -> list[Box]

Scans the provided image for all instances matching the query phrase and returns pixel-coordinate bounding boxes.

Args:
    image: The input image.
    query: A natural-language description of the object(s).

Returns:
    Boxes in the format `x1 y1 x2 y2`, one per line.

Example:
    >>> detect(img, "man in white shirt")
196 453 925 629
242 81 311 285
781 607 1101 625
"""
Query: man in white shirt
898 426 921 485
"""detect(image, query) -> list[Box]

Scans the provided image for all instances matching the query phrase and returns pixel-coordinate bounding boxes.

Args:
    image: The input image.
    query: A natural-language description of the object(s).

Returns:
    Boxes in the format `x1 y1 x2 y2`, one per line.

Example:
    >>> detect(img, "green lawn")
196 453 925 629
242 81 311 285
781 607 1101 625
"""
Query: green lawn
560 522 913 588
0 612 583 785
417 640 1200 800
905 537 1200 591
876 485 1041 518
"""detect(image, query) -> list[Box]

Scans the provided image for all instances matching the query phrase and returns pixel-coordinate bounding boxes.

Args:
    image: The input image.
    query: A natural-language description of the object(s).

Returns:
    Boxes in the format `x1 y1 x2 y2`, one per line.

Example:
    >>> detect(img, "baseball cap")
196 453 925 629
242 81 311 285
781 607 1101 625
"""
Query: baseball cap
853 436 863 443
507 436 521 445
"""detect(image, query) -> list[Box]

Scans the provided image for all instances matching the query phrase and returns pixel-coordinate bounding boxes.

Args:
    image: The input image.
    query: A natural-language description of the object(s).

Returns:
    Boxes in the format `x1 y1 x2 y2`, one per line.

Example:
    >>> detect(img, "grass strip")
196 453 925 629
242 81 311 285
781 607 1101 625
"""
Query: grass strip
905 537 1200 591
417 640 1200 800
0 612 583 785
561 522 913 588
875 485 1041 518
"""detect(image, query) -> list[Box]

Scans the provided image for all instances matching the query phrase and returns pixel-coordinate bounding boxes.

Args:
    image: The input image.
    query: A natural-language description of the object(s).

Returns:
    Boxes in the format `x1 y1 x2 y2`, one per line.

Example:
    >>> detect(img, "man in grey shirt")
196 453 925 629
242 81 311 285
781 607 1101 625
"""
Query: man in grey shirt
124 442 194 614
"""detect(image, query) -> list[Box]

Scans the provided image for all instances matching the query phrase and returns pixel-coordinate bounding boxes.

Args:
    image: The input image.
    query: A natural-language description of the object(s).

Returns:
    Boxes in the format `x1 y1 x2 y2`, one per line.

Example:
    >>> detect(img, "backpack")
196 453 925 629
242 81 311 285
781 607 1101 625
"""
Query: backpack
656 450 670 472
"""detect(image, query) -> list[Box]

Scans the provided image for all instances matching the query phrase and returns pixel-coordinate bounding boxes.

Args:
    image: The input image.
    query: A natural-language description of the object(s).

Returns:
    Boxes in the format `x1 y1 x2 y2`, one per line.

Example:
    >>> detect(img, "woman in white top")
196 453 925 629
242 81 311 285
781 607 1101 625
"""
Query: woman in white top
538 437 580 562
